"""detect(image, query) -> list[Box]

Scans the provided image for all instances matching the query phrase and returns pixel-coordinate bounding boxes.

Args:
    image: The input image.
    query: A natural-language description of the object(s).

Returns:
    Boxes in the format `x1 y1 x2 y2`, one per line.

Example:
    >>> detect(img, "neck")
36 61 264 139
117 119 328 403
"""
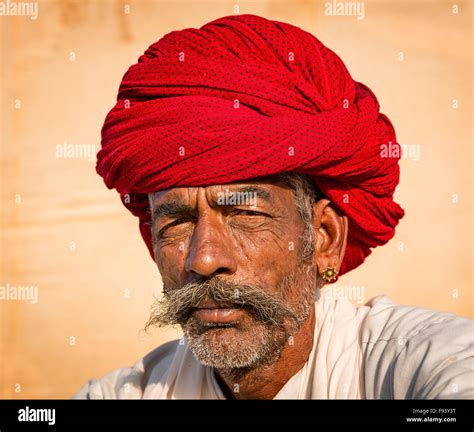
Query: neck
215 307 316 399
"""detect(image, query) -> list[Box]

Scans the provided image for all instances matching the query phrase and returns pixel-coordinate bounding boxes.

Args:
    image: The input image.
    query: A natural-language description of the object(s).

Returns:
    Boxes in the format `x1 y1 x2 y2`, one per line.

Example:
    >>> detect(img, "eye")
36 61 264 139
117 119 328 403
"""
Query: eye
156 217 192 239
170 217 189 226
232 209 267 217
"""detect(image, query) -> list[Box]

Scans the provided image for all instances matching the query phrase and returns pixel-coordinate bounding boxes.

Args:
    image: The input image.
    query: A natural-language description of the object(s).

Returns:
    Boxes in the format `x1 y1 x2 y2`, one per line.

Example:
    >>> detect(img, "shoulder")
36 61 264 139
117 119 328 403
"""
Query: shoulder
359 295 472 344
360 296 474 399
72 339 180 399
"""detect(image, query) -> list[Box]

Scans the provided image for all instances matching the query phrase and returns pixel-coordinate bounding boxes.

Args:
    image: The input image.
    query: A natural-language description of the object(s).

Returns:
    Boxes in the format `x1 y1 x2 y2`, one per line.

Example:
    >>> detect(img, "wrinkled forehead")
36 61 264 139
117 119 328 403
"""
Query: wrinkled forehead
148 178 294 208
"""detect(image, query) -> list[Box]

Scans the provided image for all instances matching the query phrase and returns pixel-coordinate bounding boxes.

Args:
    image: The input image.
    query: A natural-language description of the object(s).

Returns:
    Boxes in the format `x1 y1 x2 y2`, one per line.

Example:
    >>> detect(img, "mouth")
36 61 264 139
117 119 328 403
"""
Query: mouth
193 299 245 324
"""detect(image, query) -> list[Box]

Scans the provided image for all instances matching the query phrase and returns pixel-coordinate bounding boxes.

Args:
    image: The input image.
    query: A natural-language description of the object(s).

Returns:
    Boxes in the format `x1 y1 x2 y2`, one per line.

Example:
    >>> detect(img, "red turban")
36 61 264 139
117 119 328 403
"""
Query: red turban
97 14 404 276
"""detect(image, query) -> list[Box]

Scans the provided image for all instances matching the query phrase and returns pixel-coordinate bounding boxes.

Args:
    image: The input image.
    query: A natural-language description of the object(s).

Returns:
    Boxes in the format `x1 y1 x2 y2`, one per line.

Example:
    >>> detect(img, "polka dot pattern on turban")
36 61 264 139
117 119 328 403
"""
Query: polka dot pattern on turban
97 14 404 277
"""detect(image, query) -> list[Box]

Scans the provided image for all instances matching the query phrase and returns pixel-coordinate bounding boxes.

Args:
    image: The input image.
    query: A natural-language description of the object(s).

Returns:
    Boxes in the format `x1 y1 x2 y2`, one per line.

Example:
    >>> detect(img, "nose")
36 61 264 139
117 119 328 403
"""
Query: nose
184 216 237 279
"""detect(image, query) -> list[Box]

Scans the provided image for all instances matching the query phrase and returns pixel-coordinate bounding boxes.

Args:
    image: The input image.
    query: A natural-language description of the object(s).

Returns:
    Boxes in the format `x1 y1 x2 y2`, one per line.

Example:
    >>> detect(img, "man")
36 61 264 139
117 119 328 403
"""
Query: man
75 15 473 399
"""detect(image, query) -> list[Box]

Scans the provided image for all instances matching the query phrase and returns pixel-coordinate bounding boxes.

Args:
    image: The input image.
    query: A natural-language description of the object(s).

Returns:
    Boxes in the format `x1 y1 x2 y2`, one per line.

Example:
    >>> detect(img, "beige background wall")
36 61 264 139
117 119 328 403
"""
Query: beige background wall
0 0 472 398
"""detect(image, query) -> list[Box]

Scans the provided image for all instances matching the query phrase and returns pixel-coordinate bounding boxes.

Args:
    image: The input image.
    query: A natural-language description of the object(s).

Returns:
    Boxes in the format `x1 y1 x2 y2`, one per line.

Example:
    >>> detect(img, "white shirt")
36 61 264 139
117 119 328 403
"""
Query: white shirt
74 293 474 399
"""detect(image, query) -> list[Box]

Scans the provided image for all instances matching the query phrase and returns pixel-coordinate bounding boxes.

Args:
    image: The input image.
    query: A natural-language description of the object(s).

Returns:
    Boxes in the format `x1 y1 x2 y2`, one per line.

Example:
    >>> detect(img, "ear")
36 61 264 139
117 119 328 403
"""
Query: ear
312 199 348 278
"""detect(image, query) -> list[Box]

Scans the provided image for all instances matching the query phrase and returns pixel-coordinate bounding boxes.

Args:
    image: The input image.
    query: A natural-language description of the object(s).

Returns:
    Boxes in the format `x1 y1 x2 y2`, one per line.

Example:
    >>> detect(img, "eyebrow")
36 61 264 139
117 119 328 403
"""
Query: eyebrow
151 202 193 221
150 185 274 221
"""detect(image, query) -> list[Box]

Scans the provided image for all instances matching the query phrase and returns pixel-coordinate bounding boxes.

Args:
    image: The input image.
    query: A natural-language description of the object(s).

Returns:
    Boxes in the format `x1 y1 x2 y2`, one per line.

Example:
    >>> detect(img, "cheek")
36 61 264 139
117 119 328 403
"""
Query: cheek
233 230 302 289
236 219 302 261
155 244 186 287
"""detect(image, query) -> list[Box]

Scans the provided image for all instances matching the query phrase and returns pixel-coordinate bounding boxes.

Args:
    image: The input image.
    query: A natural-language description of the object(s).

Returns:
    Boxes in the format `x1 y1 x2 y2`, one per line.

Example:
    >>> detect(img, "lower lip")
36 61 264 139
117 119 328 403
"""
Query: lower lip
194 308 243 323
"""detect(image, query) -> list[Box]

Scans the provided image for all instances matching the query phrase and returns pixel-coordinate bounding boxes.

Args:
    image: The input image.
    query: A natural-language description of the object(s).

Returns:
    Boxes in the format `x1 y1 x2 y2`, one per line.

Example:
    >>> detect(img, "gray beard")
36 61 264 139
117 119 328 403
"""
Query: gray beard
146 264 319 373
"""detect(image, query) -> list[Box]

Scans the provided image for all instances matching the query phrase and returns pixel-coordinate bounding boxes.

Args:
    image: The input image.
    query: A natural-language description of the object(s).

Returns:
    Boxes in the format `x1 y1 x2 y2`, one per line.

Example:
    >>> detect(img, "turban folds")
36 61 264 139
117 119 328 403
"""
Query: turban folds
97 14 404 276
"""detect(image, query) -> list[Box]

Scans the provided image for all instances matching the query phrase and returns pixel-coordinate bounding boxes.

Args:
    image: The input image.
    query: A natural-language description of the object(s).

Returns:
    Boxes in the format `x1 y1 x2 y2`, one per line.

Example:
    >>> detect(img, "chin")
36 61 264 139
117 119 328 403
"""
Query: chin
184 320 287 370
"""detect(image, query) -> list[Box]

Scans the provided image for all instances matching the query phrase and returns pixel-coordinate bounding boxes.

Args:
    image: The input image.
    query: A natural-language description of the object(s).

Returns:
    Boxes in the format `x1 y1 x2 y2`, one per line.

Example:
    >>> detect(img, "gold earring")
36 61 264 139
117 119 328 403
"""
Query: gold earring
320 266 338 282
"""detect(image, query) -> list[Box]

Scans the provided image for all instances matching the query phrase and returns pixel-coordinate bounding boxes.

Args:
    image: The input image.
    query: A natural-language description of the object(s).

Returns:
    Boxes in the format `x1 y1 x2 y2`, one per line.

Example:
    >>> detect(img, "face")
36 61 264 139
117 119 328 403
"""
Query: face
146 178 319 371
